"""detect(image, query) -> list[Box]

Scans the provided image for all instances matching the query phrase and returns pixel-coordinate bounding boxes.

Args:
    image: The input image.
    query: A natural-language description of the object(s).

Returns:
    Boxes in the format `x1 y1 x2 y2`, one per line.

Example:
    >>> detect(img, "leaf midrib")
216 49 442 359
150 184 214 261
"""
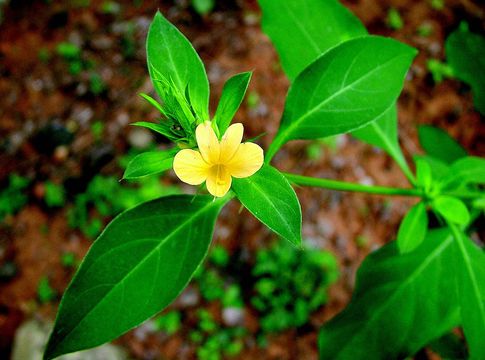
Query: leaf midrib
336 235 453 356
53 198 221 350
281 50 410 143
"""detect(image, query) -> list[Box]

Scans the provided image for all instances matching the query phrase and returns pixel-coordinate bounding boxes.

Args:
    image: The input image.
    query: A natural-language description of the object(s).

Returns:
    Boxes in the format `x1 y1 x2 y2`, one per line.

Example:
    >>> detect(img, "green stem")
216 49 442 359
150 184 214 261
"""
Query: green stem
284 173 423 197
389 149 416 186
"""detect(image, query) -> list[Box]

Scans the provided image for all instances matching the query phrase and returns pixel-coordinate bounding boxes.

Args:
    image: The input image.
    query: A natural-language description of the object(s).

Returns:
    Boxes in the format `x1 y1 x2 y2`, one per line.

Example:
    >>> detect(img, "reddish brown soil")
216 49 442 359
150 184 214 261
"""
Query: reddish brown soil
0 0 483 359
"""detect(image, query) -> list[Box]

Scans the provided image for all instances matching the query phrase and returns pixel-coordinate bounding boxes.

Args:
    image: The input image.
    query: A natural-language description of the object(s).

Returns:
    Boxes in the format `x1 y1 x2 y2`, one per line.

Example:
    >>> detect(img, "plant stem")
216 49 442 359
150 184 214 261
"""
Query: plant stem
284 173 423 197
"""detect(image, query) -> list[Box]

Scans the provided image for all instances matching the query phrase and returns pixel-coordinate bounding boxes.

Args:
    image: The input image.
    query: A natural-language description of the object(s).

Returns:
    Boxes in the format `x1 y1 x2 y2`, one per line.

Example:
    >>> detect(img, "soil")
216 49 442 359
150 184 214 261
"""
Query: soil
0 0 483 359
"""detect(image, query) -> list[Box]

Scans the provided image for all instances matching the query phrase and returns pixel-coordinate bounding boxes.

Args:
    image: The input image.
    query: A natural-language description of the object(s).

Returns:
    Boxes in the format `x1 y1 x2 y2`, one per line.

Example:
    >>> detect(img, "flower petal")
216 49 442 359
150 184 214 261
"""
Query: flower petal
173 149 209 185
196 121 220 164
206 165 232 197
219 123 243 163
226 142 264 178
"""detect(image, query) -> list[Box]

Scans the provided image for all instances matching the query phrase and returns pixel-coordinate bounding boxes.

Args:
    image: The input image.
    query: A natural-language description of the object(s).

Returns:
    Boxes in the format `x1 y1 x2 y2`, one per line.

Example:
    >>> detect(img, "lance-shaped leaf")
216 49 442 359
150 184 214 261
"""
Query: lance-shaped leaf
147 11 209 121
451 227 485 360
351 105 410 177
232 165 302 246
433 196 470 225
319 229 460 360
266 36 417 161
214 72 252 135
418 125 467 163
397 201 428 254
44 195 229 359
258 0 367 80
123 149 177 180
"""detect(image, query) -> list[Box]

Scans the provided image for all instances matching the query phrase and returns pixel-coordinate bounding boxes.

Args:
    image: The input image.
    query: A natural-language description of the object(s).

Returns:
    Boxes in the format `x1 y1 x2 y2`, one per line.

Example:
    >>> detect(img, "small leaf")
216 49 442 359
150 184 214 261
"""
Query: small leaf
318 229 459 360
232 165 302 246
259 0 367 80
415 157 433 191
147 11 209 121
123 149 177 180
439 156 485 190
139 93 164 113
451 228 485 360
397 202 428 253
446 26 485 115
214 72 252 135
44 195 229 359
131 122 179 142
433 196 470 225
266 36 417 161
418 125 467 163
413 155 449 180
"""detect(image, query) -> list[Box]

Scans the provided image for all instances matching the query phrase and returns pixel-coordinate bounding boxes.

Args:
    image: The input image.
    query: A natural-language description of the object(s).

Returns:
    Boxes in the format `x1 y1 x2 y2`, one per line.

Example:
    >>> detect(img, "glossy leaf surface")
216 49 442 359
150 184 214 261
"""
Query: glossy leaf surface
232 165 302 246
258 0 367 80
123 149 177 180
418 125 467 163
44 195 228 359
319 229 459 360
433 196 470 225
266 36 417 160
214 72 252 135
147 11 209 120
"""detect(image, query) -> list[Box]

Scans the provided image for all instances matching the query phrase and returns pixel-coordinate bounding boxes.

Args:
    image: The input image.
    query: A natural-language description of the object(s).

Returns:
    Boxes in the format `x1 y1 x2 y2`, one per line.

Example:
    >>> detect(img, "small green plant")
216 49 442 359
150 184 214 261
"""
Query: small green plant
430 0 444 10
152 311 181 335
44 4 485 360
44 181 66 208
38 277 56 304
56 42 83 75
60 252 77 268
387 8 403 30
192 0 215 16
252 241 338 333
427 59 454 83
0 174 30 221
190 309 245 360
88 73 106 95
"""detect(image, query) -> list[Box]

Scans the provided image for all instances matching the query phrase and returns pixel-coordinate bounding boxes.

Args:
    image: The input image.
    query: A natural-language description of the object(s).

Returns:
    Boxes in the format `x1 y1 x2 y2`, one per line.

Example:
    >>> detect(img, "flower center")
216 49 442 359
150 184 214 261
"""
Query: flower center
209 164 228 185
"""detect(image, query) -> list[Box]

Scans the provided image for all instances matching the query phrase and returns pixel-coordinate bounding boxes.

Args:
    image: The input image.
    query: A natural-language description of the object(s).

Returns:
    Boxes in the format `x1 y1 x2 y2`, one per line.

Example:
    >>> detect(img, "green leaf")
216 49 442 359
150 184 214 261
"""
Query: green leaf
232 165 302 246
415 157 433 191
266 36 417 161
433 196 470 225
318 229 459 360
131 121 179 142
413 155 450 180
418 125 467 163
446 26 485 115
439 156 485 190
451 227 485 360
351 105 409 178
44 195 229 359
147 11 209 121
397 202 428 253
139 93 164 113
214 72 252 135
123 149 177 180
258 0 367 80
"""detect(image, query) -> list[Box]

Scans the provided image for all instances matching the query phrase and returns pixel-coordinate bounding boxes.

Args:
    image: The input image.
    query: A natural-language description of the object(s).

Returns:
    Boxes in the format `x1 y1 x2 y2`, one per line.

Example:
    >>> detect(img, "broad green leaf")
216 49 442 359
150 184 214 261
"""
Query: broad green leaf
131 121 179 142
214 72 252 135
258 0 367 80
318 229 459 360
418 125 467 163
439 156 485 190
451 227 485 360
352 105 413 180
44 195 229 359
446 26 485 115
123 149 177 180
232 165 302 246
266 36 417 161
433 196 470 225
147 11 209 121
397 202 428 253
415 157 433 192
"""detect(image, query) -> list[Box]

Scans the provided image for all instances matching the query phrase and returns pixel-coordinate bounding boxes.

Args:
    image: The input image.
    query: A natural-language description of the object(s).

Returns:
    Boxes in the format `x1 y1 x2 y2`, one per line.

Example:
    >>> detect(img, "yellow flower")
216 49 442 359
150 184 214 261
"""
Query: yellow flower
173 121 264 197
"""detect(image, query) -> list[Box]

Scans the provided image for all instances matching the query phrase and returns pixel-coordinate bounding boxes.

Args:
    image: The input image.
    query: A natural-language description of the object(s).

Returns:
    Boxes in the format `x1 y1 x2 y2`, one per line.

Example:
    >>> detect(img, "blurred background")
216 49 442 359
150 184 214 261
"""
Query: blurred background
0 0 484 359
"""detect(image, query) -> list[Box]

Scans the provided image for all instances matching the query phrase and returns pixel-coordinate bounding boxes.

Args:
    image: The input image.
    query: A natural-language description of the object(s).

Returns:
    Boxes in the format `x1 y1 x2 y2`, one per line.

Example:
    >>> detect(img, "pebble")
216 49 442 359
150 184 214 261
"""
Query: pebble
222 307 245 327
11 319 128 360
